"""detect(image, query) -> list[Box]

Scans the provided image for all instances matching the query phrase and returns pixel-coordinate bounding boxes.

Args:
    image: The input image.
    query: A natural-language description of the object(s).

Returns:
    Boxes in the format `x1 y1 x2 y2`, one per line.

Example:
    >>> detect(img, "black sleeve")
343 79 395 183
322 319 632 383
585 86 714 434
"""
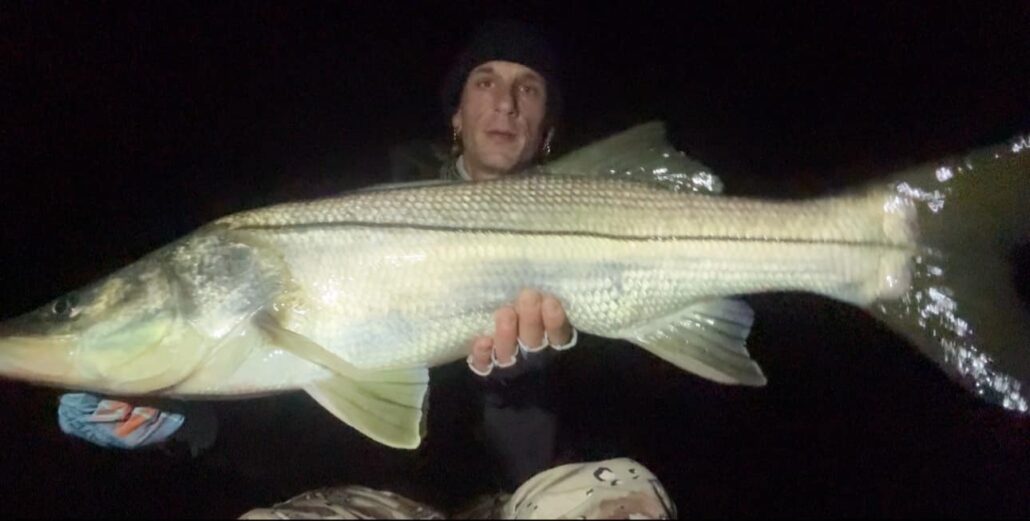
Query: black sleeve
469 348 560 491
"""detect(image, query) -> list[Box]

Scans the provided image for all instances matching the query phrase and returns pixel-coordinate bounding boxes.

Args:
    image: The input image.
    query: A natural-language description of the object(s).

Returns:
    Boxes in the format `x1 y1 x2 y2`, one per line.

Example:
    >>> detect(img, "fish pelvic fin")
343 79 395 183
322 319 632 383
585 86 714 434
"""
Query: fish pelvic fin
253 312 429 449
620 298 766 386
543 121 725 194
870 133 1030 414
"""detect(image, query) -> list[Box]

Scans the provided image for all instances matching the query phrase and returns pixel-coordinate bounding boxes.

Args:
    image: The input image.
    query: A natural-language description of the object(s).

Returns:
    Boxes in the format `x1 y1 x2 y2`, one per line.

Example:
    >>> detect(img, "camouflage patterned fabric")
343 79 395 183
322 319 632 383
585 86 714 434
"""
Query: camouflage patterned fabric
238 458 675 519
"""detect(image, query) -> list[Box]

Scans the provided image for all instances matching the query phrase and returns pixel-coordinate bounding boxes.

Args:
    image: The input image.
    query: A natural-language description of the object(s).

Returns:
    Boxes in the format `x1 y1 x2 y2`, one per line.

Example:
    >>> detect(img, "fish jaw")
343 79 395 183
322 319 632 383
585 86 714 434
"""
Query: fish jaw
0 333 82 389
0 308 219 396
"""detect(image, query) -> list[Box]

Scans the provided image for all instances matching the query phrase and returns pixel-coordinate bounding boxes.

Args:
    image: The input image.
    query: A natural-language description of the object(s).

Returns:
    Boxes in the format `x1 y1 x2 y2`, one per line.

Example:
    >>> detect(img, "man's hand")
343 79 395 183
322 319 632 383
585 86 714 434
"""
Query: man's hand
466 289 573 487
468 289 576 377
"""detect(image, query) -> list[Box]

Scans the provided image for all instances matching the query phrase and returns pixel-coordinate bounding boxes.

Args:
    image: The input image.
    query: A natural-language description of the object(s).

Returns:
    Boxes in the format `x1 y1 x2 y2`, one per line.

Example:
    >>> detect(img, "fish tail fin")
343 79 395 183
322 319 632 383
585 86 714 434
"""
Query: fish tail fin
870 134 1030 414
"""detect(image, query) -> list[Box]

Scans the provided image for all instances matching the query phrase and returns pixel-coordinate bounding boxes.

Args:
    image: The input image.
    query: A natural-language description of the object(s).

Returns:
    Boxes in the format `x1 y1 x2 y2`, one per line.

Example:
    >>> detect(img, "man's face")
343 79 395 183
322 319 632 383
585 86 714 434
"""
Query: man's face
451 60 549 181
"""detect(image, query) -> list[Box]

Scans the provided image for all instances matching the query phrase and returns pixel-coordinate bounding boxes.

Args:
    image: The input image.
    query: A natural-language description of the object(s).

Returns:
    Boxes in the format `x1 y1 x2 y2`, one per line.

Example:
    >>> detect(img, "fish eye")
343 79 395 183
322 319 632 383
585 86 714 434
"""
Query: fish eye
51 295 79 318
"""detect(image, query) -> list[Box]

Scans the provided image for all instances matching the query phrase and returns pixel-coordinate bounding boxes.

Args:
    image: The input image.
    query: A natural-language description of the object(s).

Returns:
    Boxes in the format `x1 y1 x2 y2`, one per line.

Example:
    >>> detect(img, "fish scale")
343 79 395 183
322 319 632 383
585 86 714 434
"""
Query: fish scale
219 175 897 245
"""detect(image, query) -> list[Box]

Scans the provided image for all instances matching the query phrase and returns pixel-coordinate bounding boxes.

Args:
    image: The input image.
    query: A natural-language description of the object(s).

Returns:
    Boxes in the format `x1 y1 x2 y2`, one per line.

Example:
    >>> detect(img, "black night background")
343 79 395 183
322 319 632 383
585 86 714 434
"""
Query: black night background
1 2 1028 518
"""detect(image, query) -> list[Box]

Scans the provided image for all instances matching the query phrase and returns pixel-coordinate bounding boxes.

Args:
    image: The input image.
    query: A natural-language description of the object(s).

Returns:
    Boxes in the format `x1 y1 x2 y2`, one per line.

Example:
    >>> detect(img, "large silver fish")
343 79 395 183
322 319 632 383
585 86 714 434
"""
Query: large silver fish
1 123 1028 449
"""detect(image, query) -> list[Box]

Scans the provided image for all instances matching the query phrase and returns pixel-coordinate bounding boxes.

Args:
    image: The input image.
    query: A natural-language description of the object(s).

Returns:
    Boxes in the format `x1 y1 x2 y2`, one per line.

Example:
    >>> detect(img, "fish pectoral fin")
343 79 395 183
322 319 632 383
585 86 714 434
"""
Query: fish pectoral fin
621 298 767 386
253 311 363 377
252 311 429 449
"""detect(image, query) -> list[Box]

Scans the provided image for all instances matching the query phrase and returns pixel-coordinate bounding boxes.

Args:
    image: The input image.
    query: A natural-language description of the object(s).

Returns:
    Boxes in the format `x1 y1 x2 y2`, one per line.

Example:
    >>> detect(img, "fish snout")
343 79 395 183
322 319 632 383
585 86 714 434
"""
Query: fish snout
0 333 78 384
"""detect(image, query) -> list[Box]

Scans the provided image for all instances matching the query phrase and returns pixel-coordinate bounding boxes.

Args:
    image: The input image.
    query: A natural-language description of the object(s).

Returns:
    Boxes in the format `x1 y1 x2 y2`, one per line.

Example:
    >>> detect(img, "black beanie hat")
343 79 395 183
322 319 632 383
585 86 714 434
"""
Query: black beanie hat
440 20 562 126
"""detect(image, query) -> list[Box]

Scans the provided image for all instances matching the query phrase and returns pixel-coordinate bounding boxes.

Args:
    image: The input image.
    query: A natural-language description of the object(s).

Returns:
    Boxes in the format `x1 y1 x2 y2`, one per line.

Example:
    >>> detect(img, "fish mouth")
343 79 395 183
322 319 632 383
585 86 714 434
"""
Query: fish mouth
0 334 78 385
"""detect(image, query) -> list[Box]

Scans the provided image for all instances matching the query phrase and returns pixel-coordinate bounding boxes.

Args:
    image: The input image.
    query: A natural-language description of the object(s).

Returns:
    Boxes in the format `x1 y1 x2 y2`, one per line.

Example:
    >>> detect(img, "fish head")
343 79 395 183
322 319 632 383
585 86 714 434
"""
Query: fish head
0 255 206 394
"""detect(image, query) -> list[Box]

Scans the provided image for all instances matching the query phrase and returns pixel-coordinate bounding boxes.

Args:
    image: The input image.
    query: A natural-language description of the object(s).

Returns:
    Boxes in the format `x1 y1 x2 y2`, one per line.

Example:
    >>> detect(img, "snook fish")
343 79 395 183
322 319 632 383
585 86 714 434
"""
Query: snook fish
1 123 1027 449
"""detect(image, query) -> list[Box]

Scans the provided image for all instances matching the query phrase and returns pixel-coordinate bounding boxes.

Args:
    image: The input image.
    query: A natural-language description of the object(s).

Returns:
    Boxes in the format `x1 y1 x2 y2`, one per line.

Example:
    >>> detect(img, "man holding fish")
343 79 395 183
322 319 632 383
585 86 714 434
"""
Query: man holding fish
18 12 1028 521
55 20 677 520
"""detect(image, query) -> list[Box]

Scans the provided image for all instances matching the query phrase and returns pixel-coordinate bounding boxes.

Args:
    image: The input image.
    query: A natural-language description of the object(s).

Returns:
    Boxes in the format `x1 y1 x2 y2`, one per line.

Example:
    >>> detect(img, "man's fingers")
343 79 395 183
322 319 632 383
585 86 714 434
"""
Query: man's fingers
493 305 518 366
542 295 573 347
516 289 546 349
473 291 573 380
469 336 494 374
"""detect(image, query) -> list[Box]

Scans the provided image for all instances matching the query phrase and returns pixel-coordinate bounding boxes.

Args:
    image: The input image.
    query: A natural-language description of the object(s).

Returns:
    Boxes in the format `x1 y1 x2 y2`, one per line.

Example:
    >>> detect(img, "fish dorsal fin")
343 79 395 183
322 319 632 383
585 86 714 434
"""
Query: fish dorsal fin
253 312 429 449
620 298 766 386
544 121 725 194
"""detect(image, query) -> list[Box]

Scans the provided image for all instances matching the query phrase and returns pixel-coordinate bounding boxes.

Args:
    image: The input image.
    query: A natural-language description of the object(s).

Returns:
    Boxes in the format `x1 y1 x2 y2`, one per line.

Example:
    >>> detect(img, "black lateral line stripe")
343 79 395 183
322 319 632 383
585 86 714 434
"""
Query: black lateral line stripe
234 220 908 249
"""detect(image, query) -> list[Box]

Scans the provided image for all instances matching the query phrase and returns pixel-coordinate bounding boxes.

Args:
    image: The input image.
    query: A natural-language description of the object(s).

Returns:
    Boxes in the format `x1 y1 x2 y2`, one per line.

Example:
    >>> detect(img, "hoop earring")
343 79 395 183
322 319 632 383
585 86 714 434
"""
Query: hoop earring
542 128 554 159
451 127 462 157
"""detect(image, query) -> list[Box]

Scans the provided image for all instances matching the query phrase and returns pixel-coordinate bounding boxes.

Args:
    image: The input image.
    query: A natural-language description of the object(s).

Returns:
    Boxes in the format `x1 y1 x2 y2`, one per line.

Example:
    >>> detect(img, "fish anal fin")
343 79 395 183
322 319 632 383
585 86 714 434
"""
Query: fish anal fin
622 298 766 386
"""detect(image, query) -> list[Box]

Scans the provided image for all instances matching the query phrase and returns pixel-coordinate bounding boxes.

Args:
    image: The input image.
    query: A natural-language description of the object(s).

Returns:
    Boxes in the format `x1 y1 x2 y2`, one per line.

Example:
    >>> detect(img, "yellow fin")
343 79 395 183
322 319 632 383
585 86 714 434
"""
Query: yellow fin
253 311 429 449
545 121 724 194
621 298 766 386
305 374 428 450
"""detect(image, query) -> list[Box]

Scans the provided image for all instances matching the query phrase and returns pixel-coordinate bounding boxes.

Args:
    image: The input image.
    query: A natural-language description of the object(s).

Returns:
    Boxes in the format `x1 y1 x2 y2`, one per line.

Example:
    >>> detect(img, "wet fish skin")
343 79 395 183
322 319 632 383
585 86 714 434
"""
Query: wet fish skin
1 124 1027 448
